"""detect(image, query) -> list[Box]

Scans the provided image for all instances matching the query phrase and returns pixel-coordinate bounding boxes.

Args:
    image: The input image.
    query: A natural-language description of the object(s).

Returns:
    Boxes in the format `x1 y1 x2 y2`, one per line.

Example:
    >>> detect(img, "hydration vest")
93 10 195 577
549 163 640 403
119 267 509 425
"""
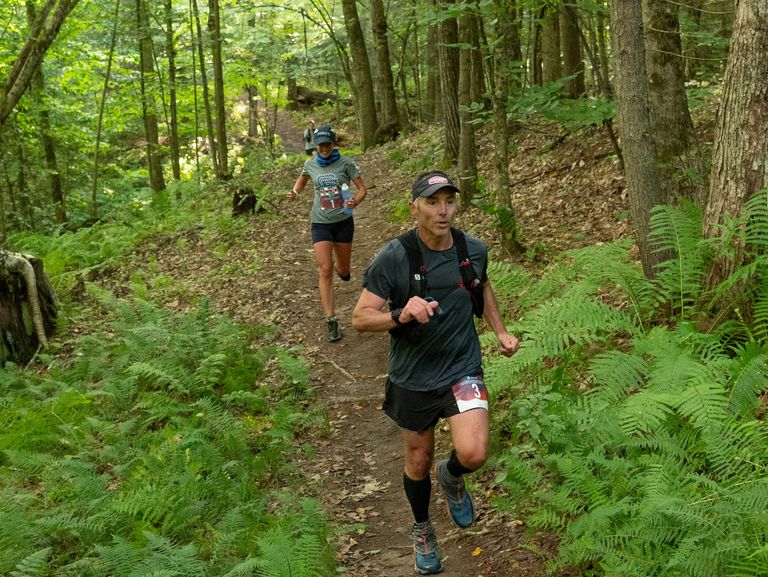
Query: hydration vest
396 228 485 318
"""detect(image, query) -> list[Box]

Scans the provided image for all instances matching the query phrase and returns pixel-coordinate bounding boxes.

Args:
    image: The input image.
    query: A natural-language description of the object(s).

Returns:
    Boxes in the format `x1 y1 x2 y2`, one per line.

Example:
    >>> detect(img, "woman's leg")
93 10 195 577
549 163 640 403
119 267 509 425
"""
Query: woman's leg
333 241 352 279
313 241 335 317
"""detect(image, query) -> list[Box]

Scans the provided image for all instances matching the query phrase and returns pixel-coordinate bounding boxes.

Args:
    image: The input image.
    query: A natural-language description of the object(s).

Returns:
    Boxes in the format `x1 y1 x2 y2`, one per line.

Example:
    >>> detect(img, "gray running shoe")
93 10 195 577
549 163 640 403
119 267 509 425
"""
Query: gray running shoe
435 459 475 528
326 316 342 342
411 520 443 574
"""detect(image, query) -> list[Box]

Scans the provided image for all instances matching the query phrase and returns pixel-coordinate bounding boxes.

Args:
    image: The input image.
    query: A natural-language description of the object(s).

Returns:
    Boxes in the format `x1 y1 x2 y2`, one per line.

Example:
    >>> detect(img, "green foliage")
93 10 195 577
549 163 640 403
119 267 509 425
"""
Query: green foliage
0 296 334 577
488 196 768 576
508 80 615 129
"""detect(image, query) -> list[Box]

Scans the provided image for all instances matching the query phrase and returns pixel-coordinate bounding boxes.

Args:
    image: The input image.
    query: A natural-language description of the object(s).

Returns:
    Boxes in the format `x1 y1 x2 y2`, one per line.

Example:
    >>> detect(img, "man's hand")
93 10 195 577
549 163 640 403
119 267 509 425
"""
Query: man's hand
497 333 520 357
287 189 298 201
401 296 441 324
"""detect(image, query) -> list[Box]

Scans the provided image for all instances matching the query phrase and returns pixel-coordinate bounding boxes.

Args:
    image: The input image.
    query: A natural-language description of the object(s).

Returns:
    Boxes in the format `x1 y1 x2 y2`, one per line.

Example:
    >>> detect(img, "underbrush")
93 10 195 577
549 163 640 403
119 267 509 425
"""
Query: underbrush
1 182 335 576
485 193 768 577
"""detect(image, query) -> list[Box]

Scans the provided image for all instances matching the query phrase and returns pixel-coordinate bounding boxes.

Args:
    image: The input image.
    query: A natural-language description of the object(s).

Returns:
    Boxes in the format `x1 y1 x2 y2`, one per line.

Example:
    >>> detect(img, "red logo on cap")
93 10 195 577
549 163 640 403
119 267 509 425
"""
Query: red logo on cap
427 176 449 185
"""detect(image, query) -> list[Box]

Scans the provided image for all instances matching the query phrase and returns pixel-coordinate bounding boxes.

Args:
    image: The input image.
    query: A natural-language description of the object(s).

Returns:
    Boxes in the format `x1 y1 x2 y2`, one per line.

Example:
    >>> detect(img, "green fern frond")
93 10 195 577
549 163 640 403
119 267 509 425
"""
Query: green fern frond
701 422 767 482
743 188 768 251
618 388 676 436
566 240 658 328
587 351 648 404
9 547 51 577
522 295 635 358
126 532 206 577
751 282 768 343
126 362 184 393
649 202 709 318
726 342 768 418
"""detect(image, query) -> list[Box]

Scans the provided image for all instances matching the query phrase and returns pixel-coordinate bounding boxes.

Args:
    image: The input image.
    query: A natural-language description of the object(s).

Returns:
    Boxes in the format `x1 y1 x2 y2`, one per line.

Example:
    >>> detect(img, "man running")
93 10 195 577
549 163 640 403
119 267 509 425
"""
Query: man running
352 170 519 574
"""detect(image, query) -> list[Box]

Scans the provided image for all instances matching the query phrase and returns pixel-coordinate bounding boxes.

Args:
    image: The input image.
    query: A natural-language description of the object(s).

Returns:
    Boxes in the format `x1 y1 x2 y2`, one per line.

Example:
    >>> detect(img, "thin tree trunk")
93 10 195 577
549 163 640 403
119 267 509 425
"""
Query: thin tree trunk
542 4 561 84
611 0 667 278
208 0 229 179
0 0 80 127
492 0 524 255
438 0 459 163
426 0 440 122
191 0 219 177
597 7 611 95
136 0 166 192
457 13 477 203
370 0 400 140
560 3 585 97
165 0 181 181
27 0 66 225
92 0 121 220
342 0 379 149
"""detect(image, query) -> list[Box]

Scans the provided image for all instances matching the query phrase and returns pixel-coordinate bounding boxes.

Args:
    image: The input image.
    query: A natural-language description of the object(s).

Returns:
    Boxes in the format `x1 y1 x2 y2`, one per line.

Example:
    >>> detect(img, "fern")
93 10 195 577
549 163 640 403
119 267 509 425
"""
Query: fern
649 202 710 318
726 342 768 418
9 547 52 577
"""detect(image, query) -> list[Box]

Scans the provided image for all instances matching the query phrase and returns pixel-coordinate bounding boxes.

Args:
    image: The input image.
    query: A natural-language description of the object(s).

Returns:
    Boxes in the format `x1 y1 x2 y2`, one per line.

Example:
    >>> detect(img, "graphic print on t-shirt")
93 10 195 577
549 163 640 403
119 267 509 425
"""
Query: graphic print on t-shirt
451 374 488 412
316 173 344 210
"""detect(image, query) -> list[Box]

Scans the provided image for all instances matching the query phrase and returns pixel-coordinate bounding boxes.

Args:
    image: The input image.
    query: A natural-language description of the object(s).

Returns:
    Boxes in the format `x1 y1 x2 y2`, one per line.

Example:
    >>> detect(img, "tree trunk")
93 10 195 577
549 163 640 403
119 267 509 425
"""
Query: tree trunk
165 0 181 182
704 0 768 288
560 4 585 97
208 0 229 179
92 0 121 220
492 0 524 255
191 0 219 177
342 0 379 150
596 7 611 96
541 4 561 84
136 0 166 192
26 2 66 226
370 0 400 141
438 0 460 163
531 7 544 85
457 13 478 204
0 251 57 366
611 0 667 278
643 0 695 178
0 0 80 127
425 3 440 122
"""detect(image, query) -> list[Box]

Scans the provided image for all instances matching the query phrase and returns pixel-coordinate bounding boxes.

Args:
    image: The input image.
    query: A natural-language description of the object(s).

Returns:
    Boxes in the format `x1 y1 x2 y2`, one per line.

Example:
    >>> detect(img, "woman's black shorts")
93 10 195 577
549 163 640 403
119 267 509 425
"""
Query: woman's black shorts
382 375 488 433
311 216 354 244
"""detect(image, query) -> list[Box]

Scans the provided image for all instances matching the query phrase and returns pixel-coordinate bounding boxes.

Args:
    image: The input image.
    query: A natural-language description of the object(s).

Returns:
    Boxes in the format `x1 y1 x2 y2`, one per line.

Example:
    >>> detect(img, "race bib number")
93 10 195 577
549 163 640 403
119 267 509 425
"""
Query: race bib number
452 374 488 412
316 173 344 210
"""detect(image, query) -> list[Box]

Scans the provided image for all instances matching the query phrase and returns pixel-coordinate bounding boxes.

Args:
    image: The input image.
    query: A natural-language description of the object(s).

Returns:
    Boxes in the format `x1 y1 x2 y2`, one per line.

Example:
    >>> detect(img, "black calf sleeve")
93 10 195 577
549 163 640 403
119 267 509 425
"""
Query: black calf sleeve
447 449 474 478
403 473 431 523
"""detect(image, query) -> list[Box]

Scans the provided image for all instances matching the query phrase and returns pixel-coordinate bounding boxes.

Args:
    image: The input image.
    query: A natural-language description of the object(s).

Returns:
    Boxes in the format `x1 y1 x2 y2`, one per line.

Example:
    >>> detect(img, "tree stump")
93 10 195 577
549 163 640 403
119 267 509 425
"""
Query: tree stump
0 251 57 366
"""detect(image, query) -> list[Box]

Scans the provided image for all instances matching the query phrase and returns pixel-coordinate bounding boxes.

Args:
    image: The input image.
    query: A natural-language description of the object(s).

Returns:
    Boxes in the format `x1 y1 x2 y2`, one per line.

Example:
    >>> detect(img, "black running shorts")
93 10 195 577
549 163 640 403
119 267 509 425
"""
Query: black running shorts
382 374 487 433
311 216 354 244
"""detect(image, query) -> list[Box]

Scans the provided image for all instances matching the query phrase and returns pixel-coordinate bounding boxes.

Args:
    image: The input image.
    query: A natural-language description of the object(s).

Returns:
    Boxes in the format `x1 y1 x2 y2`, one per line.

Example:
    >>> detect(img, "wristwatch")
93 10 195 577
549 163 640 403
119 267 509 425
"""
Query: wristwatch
390 308 404 325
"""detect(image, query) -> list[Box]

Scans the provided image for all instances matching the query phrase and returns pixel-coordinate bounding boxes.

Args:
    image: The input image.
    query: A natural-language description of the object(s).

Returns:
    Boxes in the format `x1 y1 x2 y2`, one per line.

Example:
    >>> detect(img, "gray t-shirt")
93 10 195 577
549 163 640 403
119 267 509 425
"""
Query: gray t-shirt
301 155 361 224
362 231 489 392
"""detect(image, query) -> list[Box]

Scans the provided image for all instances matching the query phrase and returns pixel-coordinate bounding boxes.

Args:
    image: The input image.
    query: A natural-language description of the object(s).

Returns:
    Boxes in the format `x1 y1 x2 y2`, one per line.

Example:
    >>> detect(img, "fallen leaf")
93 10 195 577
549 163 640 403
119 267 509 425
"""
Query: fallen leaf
472 547 482 557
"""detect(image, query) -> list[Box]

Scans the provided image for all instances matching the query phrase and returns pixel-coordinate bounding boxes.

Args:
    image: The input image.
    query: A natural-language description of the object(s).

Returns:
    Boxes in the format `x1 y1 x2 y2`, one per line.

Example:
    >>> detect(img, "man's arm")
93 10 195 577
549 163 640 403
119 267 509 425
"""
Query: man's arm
481 281 519 357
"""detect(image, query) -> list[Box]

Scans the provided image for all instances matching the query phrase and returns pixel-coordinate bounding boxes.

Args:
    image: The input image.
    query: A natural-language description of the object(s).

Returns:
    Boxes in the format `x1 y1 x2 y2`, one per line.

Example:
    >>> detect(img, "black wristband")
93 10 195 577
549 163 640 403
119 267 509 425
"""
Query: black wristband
391 307 404 325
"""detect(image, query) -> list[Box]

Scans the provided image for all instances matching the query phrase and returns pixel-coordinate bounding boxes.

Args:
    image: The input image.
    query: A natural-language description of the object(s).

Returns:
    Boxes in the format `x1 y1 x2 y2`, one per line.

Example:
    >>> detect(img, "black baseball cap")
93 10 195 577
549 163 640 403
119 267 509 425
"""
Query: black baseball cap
411 171 459 200
313 124 336 145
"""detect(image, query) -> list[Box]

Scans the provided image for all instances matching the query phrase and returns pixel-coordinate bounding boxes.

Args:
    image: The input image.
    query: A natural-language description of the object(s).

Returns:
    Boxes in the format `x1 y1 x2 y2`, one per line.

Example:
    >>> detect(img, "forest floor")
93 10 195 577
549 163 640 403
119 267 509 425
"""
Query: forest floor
106 111 631 576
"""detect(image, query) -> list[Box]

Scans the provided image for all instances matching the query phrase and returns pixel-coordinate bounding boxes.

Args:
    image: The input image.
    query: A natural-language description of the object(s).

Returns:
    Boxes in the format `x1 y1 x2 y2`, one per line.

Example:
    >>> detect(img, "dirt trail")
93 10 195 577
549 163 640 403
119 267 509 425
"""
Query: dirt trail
119 111 624 576
269 112 552 576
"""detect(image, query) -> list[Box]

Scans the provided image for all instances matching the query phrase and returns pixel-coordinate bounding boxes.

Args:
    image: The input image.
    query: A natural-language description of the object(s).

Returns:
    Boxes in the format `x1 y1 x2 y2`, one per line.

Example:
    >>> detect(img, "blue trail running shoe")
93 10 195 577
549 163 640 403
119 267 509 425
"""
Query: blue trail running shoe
411 520 443 574
435 458 476 528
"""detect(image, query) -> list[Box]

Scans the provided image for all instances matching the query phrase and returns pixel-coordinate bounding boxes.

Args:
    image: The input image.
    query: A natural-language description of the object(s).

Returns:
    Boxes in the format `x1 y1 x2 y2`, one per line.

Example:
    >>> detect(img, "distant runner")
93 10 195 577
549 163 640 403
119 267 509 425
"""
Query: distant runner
289 124 368 342
303 119 316 156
